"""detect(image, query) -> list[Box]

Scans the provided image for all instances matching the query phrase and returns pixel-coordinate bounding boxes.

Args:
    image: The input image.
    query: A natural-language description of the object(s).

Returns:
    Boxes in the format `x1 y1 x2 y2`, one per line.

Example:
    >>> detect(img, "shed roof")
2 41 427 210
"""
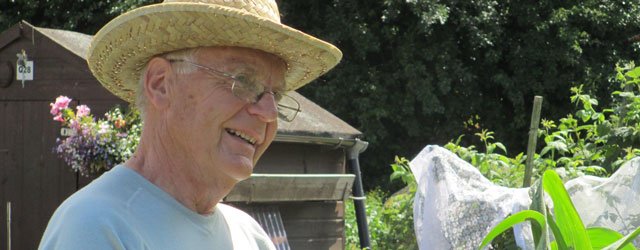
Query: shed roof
2 21 361 139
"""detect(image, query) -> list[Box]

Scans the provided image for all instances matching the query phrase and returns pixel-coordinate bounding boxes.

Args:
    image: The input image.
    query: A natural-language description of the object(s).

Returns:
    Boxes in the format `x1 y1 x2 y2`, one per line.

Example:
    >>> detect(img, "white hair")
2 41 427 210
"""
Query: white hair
135 48 201 116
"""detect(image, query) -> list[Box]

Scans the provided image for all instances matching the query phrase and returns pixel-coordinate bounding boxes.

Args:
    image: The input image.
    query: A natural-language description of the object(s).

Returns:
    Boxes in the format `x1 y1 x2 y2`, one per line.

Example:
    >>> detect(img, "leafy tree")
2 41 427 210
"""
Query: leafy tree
278 0 640 189
0 0 159 34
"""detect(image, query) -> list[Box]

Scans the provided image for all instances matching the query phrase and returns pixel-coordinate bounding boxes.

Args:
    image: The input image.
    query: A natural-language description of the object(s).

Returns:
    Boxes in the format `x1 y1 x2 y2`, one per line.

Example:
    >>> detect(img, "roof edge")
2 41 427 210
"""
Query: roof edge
0 21 28 50
274 134 363 148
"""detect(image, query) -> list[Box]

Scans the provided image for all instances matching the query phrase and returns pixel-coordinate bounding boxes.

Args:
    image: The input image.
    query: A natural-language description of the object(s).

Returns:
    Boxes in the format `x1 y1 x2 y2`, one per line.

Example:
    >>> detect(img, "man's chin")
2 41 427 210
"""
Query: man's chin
228 159 254 181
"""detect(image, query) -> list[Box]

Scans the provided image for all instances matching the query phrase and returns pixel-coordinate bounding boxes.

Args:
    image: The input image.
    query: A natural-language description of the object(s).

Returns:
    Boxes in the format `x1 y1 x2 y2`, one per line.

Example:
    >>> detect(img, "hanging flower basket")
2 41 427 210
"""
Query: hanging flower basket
49 96 141 176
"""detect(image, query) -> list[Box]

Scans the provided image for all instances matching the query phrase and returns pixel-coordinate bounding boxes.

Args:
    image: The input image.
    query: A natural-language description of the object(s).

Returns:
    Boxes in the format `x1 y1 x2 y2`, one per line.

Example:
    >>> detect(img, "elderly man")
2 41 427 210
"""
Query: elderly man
39 0 341 249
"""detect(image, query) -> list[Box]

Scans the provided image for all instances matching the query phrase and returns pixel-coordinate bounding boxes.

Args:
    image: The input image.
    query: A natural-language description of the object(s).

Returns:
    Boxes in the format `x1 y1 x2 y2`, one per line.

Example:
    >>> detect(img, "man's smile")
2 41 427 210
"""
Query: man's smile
225 128 257 145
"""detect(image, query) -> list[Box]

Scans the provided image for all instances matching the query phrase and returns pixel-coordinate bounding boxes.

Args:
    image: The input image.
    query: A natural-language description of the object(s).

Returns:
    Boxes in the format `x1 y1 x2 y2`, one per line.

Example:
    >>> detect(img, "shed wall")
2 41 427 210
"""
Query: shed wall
0 25 127 250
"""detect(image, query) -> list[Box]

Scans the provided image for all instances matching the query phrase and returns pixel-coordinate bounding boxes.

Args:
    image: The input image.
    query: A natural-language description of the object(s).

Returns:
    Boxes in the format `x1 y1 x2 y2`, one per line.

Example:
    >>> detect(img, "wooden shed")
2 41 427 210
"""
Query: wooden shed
0 21 365 250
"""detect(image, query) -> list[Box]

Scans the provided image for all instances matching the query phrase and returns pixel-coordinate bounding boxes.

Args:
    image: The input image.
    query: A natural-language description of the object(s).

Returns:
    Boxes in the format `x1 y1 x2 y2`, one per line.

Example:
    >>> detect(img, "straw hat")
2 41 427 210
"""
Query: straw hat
87 0 342 103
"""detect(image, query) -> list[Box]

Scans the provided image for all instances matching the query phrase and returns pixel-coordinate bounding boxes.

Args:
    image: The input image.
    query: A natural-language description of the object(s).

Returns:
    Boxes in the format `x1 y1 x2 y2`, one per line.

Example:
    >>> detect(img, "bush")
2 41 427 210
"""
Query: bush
345 157 417 249
446 64 640 185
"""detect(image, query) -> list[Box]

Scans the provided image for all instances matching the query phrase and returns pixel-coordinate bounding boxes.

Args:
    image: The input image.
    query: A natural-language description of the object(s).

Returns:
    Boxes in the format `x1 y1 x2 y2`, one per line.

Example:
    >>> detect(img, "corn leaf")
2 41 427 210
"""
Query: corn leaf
602 226 640 250
530 179 550 250
547 209 568 250
542 170 592 250
587 227 635 250
478 210 546 250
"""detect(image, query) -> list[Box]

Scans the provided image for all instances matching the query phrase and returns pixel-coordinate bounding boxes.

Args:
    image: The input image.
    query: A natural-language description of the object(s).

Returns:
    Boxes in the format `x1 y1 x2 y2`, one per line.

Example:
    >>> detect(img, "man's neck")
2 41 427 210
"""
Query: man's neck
124 127 236 215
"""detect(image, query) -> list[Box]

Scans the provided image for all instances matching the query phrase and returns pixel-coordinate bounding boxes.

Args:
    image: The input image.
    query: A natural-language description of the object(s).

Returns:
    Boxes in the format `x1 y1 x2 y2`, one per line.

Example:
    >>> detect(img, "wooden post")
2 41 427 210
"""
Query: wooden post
523 96 543 187
6 201 11 250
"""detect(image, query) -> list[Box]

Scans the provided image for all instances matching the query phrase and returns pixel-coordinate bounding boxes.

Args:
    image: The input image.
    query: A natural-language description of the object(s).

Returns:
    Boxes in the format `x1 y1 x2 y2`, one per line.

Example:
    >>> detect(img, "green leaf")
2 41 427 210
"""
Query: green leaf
548 141 569 153
624 67 640 79
615 91 635 98
477 210 546 250
389 171 402 181
587 227 634 250
494 142 507 154
576 110 591 122
540 145 554 157
530 180 550 249
547 209 568 250
542 170 592 250
602 226 640 250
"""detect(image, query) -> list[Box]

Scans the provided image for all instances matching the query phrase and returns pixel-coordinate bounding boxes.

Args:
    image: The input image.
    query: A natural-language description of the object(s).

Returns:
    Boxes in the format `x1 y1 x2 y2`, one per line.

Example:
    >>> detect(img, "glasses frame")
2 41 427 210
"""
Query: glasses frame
168 59 301 122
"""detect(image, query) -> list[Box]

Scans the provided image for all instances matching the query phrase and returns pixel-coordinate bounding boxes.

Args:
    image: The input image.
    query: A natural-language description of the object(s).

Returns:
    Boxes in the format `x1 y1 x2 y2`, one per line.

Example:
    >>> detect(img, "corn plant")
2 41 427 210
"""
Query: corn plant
478 170 640 250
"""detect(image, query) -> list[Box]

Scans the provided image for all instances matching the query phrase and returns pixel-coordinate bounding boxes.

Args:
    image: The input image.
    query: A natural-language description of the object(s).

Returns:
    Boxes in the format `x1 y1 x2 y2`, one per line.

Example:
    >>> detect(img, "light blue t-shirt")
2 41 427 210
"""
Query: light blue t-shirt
39 165 275 250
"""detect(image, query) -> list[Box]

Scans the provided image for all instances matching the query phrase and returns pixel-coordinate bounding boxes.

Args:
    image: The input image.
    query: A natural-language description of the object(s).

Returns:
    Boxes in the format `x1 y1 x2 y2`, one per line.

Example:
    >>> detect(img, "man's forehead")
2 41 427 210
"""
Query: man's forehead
197 46 286 69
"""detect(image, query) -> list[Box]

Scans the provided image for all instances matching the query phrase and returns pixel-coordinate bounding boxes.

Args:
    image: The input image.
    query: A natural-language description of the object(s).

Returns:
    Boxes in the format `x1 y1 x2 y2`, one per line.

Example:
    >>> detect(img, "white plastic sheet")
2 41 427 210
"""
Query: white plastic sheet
411 145 640 249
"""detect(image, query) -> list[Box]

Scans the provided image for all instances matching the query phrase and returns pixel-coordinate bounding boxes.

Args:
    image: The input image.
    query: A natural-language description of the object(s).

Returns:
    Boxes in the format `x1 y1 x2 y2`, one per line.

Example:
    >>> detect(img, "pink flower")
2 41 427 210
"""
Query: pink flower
50 96 72 116
76 105 90 117
53 114 64 122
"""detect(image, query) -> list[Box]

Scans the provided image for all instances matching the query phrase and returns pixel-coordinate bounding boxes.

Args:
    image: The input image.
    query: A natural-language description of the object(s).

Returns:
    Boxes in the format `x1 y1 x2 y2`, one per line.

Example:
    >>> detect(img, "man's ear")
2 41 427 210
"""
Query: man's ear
144 57 173 110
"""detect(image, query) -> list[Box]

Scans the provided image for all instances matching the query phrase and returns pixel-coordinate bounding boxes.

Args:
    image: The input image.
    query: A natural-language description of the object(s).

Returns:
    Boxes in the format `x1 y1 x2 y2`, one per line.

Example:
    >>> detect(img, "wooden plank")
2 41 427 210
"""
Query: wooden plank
284 219 344 237
0 31 121 102
288 237 344 250
0 101 23 249
0 82 122 102
21 102 42 249
255 143 346 174
8 101 78 250
1 102 24 249
278 201 344 220
231 201 344 220
0 22 21 50
21 101 46 250
225 174 354 202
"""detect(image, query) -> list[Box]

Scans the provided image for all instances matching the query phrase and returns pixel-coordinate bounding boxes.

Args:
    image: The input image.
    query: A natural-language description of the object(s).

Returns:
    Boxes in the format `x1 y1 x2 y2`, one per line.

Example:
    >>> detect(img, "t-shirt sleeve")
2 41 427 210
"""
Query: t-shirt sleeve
38 197 144 250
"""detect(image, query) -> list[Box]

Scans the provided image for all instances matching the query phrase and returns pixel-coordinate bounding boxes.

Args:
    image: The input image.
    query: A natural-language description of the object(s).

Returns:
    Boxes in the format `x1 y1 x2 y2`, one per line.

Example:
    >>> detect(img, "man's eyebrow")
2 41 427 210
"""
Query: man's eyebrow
223 60 257 75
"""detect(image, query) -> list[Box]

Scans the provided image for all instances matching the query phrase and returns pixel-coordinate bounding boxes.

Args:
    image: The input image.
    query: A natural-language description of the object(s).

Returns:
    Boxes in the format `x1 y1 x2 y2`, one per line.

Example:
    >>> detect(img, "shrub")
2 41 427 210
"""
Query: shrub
447 64 640 185
345 157 417 249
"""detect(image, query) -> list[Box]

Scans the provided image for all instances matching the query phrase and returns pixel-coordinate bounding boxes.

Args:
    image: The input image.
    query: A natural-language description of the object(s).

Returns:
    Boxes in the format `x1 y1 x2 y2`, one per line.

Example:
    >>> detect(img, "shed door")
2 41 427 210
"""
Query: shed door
0 101 77 250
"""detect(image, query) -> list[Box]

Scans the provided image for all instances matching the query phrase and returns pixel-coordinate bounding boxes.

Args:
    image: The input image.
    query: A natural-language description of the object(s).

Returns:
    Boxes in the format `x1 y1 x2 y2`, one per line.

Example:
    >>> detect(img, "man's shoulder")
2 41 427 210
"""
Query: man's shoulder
39 168 145 250
39 192 143 250
54 168 138 216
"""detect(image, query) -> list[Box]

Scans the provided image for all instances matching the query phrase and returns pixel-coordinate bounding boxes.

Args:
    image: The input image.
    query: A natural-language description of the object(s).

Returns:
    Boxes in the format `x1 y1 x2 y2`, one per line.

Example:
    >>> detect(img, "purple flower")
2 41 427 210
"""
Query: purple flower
98 123 110 134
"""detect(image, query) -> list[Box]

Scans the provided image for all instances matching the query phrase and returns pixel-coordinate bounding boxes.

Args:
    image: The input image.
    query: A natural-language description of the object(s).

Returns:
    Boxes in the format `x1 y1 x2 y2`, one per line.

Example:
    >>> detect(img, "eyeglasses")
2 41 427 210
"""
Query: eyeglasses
169 59 301 122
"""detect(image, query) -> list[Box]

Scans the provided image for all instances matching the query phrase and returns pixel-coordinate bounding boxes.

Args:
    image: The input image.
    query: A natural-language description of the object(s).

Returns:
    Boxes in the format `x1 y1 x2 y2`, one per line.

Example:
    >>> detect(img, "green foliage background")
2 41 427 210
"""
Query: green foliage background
277 0 640 189
3 0 640 190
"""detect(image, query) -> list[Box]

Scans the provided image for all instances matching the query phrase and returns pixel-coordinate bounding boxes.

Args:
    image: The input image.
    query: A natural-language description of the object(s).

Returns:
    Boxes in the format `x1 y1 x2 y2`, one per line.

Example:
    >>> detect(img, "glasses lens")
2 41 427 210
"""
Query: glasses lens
231 80 262 103
277 94 300 122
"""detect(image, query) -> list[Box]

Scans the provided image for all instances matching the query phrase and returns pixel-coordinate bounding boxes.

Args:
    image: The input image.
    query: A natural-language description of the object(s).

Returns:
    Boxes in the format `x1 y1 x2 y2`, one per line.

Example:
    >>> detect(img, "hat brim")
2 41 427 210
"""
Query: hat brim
88 3 342 102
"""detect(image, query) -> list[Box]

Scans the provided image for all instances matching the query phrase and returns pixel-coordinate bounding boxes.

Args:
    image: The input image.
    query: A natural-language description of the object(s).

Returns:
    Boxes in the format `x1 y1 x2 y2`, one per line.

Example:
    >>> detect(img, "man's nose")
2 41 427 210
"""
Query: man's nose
247 92 278 122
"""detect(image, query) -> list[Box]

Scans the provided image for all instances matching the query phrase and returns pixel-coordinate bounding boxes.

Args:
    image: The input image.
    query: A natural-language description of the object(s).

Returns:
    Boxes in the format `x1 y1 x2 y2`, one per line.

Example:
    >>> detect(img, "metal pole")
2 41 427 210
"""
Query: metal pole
347 139 370 249
523 96 543 187
7 201 11 250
